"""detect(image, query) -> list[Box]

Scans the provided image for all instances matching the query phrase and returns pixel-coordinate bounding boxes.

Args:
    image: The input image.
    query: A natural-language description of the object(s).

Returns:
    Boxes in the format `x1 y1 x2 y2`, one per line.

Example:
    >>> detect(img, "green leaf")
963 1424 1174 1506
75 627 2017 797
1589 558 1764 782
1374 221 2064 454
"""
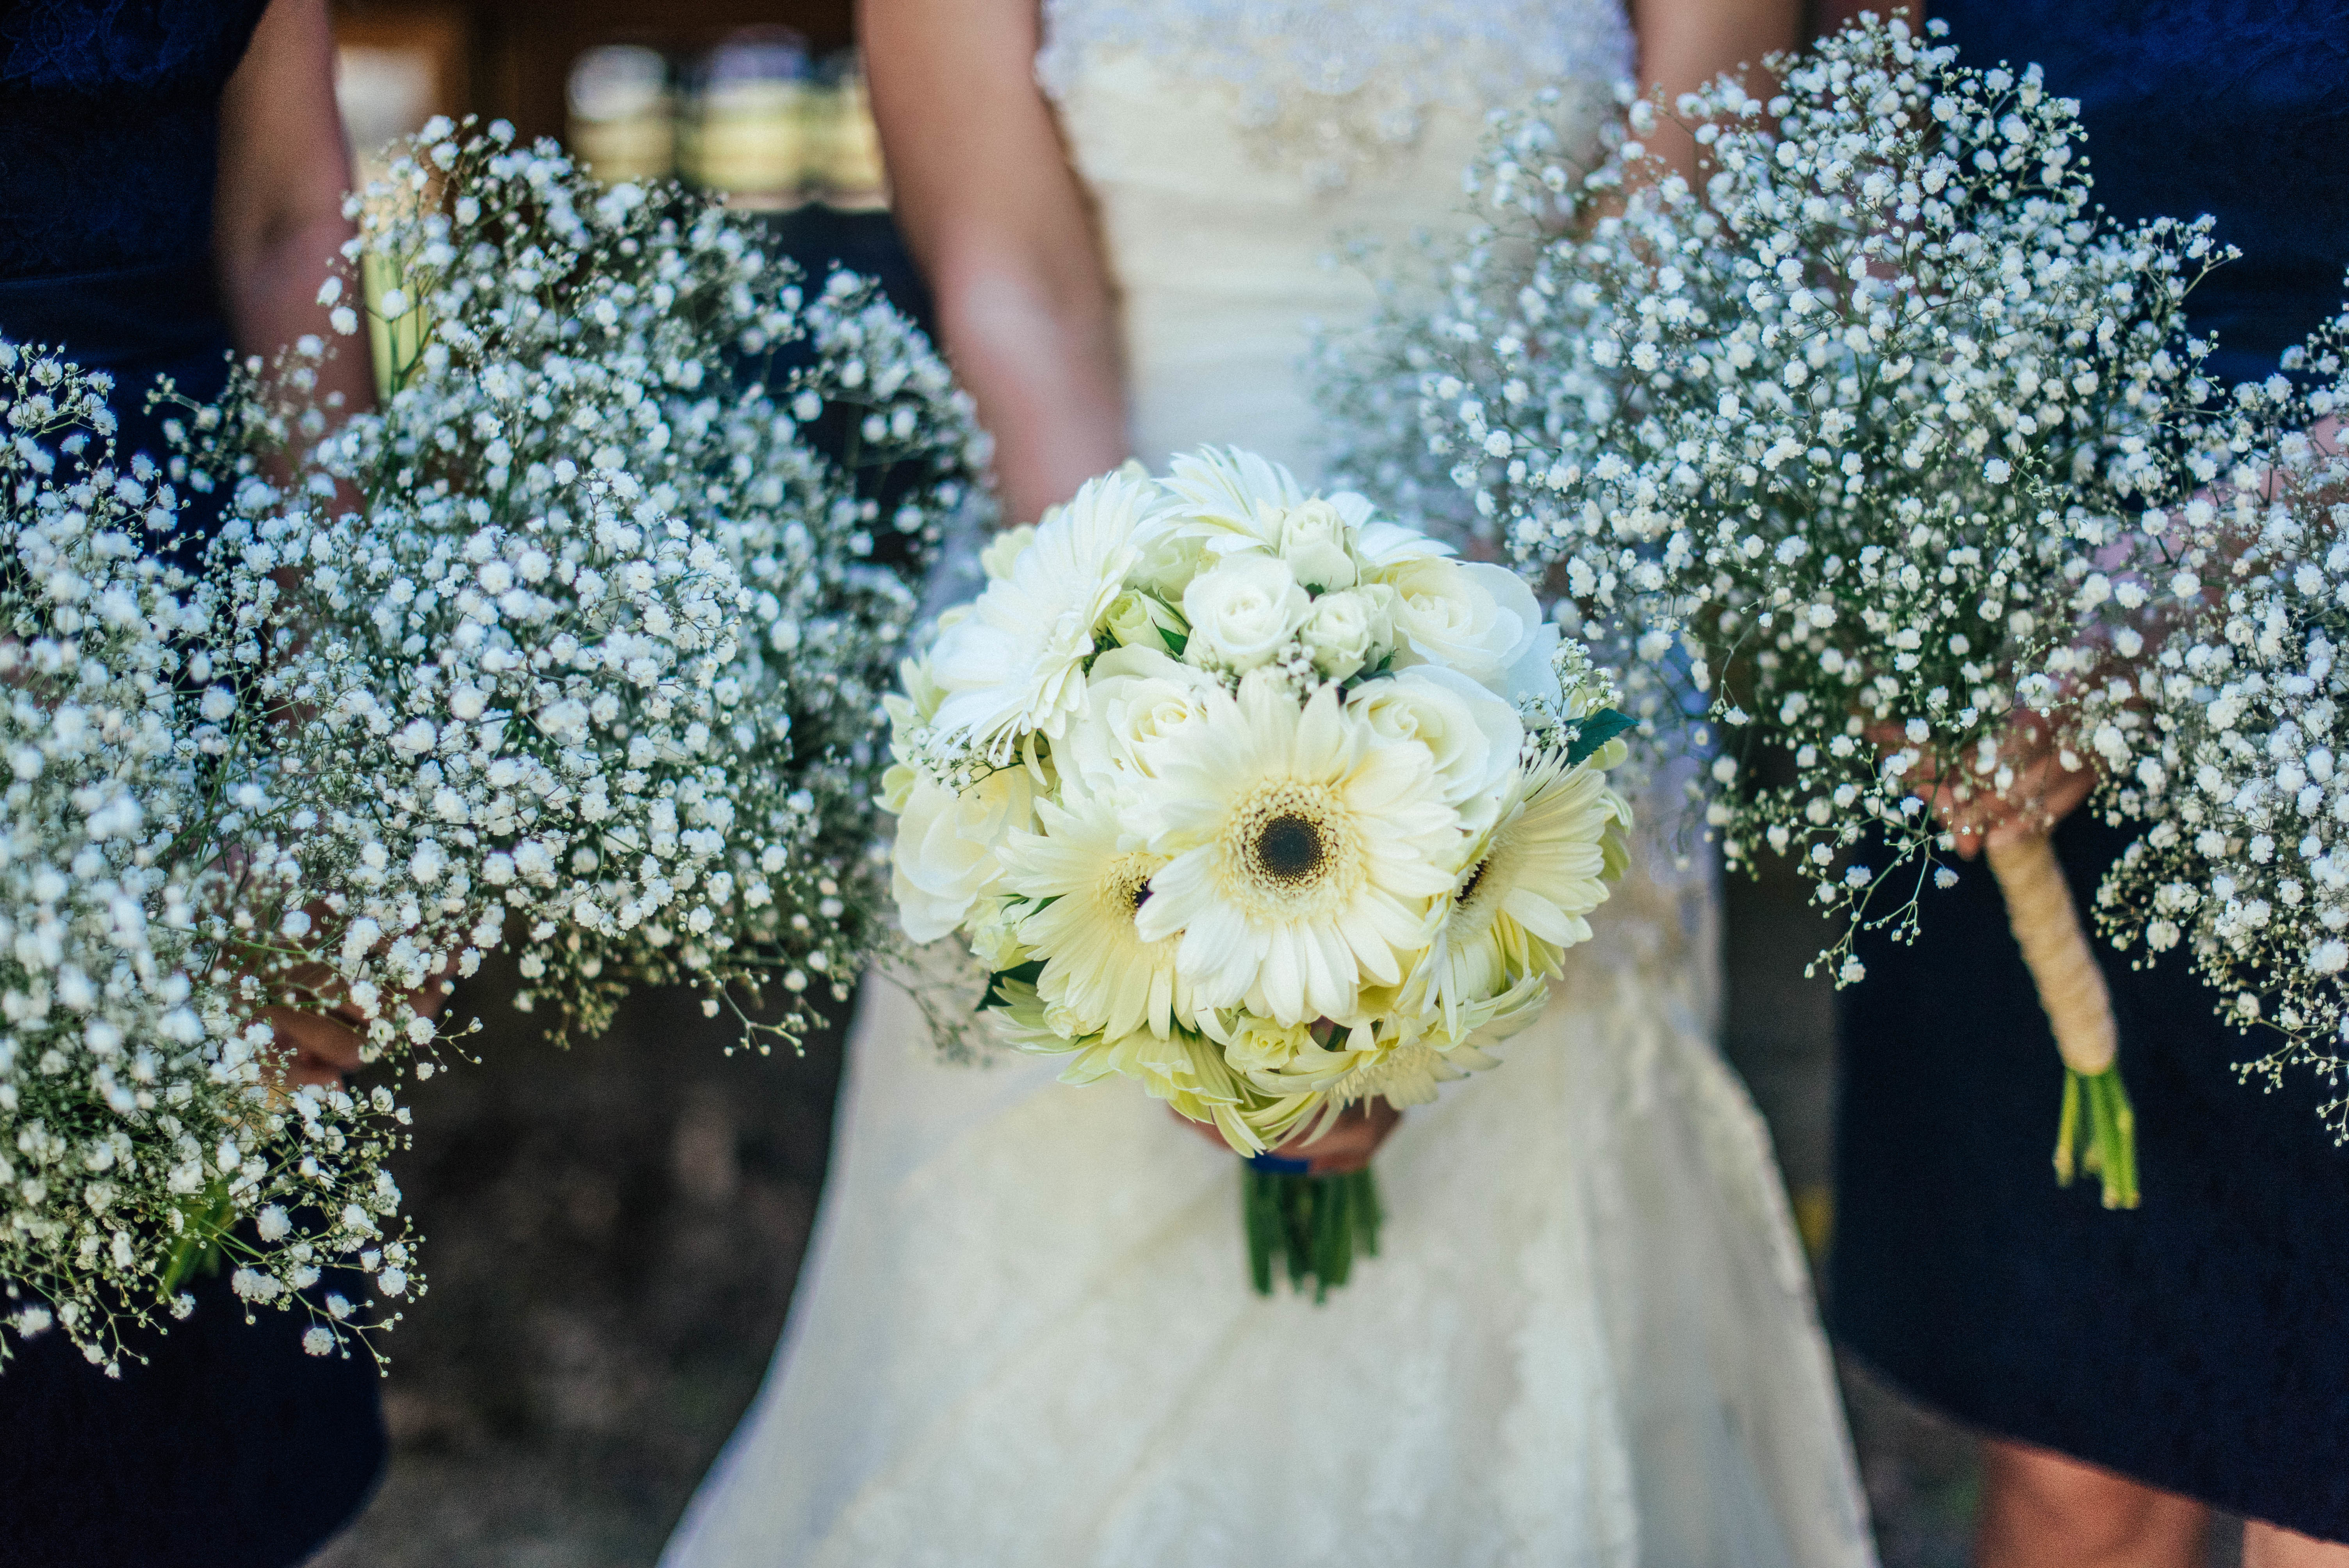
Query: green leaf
1563 707 1635 766
1159 626 1189 659
978 958 1046 1012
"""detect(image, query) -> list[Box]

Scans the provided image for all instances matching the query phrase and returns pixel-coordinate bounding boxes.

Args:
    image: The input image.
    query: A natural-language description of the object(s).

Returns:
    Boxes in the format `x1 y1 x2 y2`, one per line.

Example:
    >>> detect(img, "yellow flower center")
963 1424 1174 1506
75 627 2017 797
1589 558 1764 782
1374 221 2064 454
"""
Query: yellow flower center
1098 852 1160 922
1220 781 1362 915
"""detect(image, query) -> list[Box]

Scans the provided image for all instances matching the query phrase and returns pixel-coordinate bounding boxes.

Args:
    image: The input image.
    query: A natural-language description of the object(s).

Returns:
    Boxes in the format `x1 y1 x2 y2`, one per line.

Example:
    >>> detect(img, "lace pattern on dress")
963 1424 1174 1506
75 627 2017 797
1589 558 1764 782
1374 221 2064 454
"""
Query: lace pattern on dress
1036 0 1633 192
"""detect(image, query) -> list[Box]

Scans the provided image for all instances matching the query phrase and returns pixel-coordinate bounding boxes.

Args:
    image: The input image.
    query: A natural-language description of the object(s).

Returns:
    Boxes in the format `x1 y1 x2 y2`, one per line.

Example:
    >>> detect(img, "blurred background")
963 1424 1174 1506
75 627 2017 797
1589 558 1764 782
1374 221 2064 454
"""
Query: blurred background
309 4 2023 1564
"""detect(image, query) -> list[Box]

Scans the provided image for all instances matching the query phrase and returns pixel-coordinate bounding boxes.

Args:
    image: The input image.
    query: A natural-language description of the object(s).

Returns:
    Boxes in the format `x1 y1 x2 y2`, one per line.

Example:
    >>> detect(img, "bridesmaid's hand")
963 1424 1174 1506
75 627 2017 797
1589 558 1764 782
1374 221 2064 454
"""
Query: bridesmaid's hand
1172 1099 1402 1175
1868 707 2097 862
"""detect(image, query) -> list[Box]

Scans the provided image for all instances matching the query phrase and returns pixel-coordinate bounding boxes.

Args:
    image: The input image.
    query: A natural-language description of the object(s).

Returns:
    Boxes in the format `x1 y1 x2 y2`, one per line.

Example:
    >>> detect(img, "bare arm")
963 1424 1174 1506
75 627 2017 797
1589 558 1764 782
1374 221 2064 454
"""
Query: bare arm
216 0 379 1084
213 0 372 417
1633 0 1803 178
860 0 1126 523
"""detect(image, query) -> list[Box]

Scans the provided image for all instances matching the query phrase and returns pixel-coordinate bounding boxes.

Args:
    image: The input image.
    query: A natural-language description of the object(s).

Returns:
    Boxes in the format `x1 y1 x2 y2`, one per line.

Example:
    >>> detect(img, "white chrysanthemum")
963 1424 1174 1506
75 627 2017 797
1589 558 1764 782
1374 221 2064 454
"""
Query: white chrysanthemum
1159 445 1313 552
1416 753 1628 1035
1002 782 1189 1039
930 470 1165 761
1135 671 1459 1026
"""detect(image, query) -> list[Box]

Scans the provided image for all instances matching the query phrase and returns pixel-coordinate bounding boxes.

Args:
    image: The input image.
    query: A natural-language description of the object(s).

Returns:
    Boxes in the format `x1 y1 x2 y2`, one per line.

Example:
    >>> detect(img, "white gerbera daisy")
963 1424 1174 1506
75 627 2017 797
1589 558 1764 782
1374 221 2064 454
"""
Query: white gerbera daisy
1416 753 1628 1036
929 470 1164 761
1135 671 1459 1026
1002 783 1189 1040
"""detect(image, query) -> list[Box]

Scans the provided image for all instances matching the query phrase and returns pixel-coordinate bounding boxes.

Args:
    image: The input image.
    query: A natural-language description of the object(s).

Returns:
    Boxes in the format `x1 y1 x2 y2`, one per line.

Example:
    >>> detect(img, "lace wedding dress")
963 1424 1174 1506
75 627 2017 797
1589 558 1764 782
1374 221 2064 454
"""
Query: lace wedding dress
662 4 1876 1564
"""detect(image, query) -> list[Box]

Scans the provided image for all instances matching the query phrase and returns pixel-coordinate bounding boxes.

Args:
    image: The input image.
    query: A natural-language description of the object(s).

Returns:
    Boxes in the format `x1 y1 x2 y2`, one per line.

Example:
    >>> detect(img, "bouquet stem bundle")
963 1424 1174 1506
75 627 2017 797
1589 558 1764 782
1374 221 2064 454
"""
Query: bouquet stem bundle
1986 834 2136 1207
1244 1164 1383 1301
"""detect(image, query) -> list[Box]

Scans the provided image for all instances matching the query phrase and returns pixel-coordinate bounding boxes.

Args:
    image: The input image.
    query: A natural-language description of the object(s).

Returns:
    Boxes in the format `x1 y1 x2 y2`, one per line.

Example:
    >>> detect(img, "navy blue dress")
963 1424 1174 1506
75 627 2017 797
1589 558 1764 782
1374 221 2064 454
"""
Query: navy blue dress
0 4 387 1563
1834 1 2349 1538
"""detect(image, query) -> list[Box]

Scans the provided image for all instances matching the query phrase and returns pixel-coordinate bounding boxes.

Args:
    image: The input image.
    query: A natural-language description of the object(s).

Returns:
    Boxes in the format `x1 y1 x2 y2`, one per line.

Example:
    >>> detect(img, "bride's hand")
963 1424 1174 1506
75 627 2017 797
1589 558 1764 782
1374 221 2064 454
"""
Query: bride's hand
1172 1099 1401 1175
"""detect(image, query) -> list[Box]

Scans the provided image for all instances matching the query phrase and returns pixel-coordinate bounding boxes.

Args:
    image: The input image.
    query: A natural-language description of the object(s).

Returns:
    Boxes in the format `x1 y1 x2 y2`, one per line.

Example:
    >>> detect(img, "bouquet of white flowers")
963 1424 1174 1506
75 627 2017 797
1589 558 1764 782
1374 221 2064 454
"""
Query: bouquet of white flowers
883 448 1632 1295
187 117 986 1057
0 346 419 1372
1328 16 2228 1207
2091 319 2349 1133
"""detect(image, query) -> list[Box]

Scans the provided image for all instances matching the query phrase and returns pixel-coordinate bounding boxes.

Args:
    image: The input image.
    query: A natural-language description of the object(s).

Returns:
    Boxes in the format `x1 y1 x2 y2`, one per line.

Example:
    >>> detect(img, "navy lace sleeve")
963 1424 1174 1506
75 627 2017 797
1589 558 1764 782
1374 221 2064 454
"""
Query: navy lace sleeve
0 0 273 277
0 10 390 1567
1936 0 2349 386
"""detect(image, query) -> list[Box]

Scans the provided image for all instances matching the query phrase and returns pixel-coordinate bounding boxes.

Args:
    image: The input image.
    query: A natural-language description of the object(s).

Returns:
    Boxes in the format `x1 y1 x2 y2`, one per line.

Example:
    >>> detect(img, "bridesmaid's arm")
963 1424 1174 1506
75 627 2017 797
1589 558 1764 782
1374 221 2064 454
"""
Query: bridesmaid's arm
1631 0 1802 179
859 0 1128 523
215 0 377 1087
213 0 373 419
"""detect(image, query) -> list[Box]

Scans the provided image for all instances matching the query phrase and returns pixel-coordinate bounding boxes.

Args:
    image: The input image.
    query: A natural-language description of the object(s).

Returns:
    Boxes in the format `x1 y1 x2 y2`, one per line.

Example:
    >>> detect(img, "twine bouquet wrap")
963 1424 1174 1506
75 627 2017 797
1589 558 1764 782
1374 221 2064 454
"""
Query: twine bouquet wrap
0 348 425 1372
2091 316 2349 1137
883 448 1634 1296
1328 17 2231 1205
187 117 987 1056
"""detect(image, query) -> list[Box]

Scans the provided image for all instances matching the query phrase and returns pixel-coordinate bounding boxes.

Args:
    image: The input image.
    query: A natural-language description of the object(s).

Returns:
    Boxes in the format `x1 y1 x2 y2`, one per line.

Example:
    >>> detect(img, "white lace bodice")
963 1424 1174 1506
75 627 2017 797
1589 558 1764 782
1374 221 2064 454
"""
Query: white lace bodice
1038 0 1631 192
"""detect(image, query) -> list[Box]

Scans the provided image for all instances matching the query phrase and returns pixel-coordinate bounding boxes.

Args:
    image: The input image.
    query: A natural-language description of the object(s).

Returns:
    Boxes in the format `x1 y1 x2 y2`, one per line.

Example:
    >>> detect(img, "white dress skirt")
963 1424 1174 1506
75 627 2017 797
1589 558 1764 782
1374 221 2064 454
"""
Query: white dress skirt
662 5 1878 1564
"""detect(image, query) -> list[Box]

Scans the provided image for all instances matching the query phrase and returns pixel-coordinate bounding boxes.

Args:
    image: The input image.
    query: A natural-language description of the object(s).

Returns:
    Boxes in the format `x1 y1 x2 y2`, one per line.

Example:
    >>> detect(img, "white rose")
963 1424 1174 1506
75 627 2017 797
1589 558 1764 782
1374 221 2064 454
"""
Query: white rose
1504 619 1565 708
1297 584 1394 682
1379 557 1543 691
1103 587 1187 652
889 764 1039 943
1060 645 1223 795
1219 1014 1313 1075
1275 498 1358 590
979 523 1037 581
1348 666 1522 837
1182 554 1309 673
966 897 1033 973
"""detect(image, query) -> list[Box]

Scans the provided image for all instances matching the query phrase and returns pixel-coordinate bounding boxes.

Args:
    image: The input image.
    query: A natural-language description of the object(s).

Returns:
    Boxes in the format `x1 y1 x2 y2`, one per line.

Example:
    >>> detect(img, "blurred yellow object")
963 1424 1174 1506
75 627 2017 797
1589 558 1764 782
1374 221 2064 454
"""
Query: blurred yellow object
1792 1181 1835 1263
681 29 812 209
812 57 889 210
568 45 675 184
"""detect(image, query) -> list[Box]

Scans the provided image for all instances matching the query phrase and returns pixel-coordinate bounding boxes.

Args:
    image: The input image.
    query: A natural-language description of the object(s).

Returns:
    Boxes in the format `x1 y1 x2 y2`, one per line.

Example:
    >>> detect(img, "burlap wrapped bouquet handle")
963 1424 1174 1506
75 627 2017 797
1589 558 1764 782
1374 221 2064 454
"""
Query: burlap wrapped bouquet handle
1986 832 2139 1208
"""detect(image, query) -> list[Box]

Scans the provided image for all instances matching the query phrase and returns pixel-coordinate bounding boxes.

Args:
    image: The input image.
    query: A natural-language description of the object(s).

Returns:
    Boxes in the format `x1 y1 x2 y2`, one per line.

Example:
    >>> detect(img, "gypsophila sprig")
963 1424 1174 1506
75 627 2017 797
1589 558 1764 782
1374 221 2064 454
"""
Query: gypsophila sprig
192 116 988 1055
2093 322 2349 1131
0 344 417 1374
884 448 1638 1296
1328 15 2224 981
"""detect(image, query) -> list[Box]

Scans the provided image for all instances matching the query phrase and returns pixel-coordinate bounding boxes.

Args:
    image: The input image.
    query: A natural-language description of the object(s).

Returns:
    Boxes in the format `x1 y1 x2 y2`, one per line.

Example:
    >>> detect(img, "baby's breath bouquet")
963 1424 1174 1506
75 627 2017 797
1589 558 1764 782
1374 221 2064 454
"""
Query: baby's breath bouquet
2092 322 2349 1132
191 117 986 1055
1331 16 2230 1206
0 346 422 1373
882 448 1633 1297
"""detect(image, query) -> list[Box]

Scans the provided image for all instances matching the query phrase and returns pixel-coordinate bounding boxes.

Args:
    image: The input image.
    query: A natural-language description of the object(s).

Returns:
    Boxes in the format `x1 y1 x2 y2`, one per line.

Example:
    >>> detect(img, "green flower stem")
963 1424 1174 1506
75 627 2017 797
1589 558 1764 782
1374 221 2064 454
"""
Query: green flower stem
1243 1164 1383 1302
2054 1066 2139 1211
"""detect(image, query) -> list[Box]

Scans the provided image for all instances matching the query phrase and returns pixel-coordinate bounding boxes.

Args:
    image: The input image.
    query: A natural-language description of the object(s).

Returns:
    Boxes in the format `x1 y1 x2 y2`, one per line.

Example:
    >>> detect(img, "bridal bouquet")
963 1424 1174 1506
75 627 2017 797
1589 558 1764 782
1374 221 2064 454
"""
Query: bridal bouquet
884 448 1632 1295
0 346 419 1372
187 116 986 1055
1329 16 2225 1206
2091 322 2349 1131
